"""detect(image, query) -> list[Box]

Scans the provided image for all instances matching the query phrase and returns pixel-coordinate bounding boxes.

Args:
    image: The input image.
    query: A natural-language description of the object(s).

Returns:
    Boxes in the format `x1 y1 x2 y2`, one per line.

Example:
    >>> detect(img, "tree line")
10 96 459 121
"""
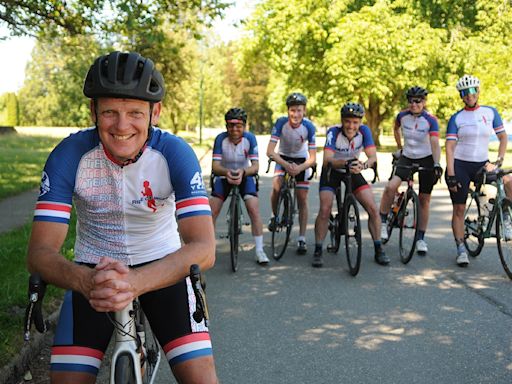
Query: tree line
1 0 511 140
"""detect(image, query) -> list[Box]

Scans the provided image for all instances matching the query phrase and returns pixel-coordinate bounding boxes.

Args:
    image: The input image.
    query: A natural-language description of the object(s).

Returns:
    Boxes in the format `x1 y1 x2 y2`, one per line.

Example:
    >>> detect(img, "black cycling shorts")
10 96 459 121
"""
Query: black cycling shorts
446 159 487 204
318 167 369 194
394 155 435 195
50 262 212 376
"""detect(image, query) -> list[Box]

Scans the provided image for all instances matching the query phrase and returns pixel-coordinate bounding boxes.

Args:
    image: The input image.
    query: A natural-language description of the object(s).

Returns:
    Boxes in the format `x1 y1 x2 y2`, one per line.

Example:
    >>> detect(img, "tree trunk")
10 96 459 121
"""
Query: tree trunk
365 97 385 147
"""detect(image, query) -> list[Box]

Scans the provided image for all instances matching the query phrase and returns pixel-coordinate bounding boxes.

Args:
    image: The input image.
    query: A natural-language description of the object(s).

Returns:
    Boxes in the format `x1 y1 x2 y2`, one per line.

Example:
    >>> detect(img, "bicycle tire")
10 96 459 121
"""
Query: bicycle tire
327 192 343 253
496 203 512 280
399 190 418 264
463 192 484 257
114 354 137 384
271 190 293 260
344 194 362 276
229 192 240 272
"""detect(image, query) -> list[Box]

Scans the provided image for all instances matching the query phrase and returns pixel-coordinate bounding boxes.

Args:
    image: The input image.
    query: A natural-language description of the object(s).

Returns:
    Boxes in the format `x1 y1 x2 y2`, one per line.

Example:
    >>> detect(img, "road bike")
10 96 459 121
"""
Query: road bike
23 264 209 383
381 158 434 264
463 166 512 279
325 161 374 276
224 184 247 272
266 158 316 260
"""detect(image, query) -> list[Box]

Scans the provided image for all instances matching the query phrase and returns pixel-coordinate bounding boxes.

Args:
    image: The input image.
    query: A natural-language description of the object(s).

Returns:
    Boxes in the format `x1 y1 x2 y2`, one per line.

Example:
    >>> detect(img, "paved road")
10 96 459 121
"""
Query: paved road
15 135 512 383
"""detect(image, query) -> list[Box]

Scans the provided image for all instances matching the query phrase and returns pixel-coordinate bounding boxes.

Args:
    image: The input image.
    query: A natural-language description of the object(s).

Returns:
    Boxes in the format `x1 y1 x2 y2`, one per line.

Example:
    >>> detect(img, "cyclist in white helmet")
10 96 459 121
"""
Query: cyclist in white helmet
379 86 442 255
446 74 512 267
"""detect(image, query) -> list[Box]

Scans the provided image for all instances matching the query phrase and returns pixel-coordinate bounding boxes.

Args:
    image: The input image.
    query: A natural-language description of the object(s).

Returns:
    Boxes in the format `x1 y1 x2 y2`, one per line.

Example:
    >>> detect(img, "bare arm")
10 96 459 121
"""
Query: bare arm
126 215 215 297
446 140 456 176
27 221 95 297
430 135 441 164
496 131 508 162
393 123 402 150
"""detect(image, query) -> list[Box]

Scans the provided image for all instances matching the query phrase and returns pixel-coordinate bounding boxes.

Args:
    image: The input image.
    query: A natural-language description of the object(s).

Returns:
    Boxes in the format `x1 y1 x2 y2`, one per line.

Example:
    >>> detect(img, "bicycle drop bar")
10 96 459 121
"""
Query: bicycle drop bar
266 157 317 179
189 264 210 327
23 273 48 341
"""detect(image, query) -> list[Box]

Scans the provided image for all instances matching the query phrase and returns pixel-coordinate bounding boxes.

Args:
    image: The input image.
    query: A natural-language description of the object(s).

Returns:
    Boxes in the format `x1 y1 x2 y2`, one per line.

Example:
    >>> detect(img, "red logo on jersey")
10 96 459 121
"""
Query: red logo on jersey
141 180 157 212
350 141 355 151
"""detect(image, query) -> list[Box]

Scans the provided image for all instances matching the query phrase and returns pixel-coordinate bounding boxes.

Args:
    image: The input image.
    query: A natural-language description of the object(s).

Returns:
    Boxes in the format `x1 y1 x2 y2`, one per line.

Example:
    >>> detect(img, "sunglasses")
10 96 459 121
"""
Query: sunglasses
459 87 479 97
408 98 424 104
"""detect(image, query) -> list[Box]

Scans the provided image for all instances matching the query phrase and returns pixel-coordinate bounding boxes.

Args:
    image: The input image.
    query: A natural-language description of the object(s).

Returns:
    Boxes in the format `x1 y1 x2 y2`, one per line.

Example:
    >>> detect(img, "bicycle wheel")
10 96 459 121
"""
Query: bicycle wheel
229 193 240 272
344 194 362 276
399 190 418 264
463 193 484 257
496 202 512 279
140 316 161 383
271 191 293 260
114 354 136 384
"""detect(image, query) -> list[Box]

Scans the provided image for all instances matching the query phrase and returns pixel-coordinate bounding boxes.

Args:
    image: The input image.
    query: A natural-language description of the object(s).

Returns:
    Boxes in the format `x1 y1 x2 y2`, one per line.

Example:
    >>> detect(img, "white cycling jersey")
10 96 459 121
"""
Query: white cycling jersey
395 109 439 159
34 127 211 266
446 105 504 162
270 116 316 158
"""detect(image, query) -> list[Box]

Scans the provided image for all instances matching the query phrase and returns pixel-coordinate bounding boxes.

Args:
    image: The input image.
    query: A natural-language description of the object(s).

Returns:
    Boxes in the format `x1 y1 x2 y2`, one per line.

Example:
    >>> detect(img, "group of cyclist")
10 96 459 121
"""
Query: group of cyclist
26 48 512 384
211 74 512 270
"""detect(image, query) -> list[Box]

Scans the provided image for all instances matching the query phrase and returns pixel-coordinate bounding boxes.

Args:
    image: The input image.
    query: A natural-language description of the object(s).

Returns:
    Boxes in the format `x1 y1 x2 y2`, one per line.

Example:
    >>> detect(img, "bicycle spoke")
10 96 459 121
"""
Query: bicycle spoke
399 191 418 264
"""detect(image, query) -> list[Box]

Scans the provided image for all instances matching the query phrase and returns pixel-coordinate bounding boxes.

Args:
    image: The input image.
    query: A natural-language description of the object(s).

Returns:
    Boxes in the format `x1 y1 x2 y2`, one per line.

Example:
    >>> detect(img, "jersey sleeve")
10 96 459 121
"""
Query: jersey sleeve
246 132 259 162
165 137 211 220
425 113 440 137
360 125 376 148
305 119 317 150
324 126 337 152
212 133 224 162
446 113 459 141
490 107 505 135
33 132 95 224
270 117 286 143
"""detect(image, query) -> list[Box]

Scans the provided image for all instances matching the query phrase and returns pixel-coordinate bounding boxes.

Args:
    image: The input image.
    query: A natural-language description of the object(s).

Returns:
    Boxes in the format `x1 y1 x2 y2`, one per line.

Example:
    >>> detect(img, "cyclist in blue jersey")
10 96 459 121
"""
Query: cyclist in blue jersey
313 102 389 267
209 107 269 265
379 86 442 255
446 74 512 267
26 52 218 383
267 92 317 254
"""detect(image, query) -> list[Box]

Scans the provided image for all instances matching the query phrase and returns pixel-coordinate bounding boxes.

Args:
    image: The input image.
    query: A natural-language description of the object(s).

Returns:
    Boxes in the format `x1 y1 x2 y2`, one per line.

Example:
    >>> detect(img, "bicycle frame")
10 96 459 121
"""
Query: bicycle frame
110 299 160 384
24 265 210 384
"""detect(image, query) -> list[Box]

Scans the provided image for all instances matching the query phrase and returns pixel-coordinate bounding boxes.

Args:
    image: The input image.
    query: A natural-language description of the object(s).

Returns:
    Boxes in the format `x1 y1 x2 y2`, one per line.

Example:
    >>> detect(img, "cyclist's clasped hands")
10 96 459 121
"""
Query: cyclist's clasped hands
89 257 135 313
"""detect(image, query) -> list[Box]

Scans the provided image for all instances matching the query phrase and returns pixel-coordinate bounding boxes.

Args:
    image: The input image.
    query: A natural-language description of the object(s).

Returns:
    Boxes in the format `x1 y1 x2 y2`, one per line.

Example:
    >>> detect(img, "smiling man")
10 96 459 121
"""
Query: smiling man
313 102 388 267
27 51 218 384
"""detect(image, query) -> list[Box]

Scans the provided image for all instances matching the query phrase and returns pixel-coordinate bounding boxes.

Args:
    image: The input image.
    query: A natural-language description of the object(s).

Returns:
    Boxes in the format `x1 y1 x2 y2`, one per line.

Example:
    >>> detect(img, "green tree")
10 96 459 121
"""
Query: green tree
4 93 19 125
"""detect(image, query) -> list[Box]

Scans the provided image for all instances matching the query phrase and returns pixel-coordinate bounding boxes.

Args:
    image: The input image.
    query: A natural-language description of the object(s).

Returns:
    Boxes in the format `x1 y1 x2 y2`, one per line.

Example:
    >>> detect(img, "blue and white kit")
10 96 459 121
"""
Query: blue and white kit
395 109 439 159
270 116 316 158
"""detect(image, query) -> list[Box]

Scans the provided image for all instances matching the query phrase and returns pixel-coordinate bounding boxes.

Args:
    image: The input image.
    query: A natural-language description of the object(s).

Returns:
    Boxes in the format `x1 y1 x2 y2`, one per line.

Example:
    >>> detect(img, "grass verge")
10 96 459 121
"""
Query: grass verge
0 213 76 367
0 134 61 200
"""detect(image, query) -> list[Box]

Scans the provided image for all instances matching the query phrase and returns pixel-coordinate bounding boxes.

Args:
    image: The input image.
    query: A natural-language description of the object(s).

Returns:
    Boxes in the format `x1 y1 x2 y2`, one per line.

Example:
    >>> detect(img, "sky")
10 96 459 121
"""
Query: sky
0 0 257 95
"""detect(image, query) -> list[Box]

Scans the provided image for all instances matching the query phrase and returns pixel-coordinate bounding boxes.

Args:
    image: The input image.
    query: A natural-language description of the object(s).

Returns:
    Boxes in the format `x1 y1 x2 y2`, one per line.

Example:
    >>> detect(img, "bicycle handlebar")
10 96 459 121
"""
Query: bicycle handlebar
23 273 48 341
266 157 317 180
325 159 379 184
190 264 210 327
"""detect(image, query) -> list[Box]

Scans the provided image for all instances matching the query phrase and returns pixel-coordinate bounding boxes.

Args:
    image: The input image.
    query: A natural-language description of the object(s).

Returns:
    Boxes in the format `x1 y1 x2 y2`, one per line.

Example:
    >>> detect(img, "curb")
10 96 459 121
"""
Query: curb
0 310 59 384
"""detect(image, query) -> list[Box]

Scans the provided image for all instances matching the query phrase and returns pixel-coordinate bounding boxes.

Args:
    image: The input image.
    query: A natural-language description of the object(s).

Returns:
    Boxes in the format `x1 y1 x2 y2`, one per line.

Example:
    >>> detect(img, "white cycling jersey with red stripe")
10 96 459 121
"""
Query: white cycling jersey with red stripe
33 127 211 266
395 109 439 159
270 116 316 158
446 105 505 162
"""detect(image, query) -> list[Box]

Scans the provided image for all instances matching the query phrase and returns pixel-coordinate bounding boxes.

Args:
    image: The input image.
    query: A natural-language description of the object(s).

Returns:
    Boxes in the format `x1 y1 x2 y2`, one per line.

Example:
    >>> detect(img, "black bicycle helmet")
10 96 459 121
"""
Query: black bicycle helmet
225 107 247 124
286 92 307 107
83 51 165 102
406 86 428 99
341 102 365 118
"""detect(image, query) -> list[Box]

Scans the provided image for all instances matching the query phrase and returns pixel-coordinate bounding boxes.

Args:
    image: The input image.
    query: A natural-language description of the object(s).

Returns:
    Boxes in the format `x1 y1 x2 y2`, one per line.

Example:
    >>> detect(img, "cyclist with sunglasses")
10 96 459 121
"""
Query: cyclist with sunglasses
379 86 442 255
209 108 269 265
446 74 512 267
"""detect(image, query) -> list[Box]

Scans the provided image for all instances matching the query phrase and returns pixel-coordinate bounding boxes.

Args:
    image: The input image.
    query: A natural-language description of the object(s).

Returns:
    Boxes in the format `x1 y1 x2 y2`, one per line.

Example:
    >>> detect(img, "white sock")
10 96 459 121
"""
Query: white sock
297 235 306 243
254 235 263 251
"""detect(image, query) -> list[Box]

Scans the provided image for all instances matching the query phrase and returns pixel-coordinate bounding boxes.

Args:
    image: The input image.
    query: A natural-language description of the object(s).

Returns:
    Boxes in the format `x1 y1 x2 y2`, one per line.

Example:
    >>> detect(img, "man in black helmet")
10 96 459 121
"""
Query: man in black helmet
266 92 317 255
209 107 269 265
379 86 442 256
313 102 389 267
27 52 218 383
